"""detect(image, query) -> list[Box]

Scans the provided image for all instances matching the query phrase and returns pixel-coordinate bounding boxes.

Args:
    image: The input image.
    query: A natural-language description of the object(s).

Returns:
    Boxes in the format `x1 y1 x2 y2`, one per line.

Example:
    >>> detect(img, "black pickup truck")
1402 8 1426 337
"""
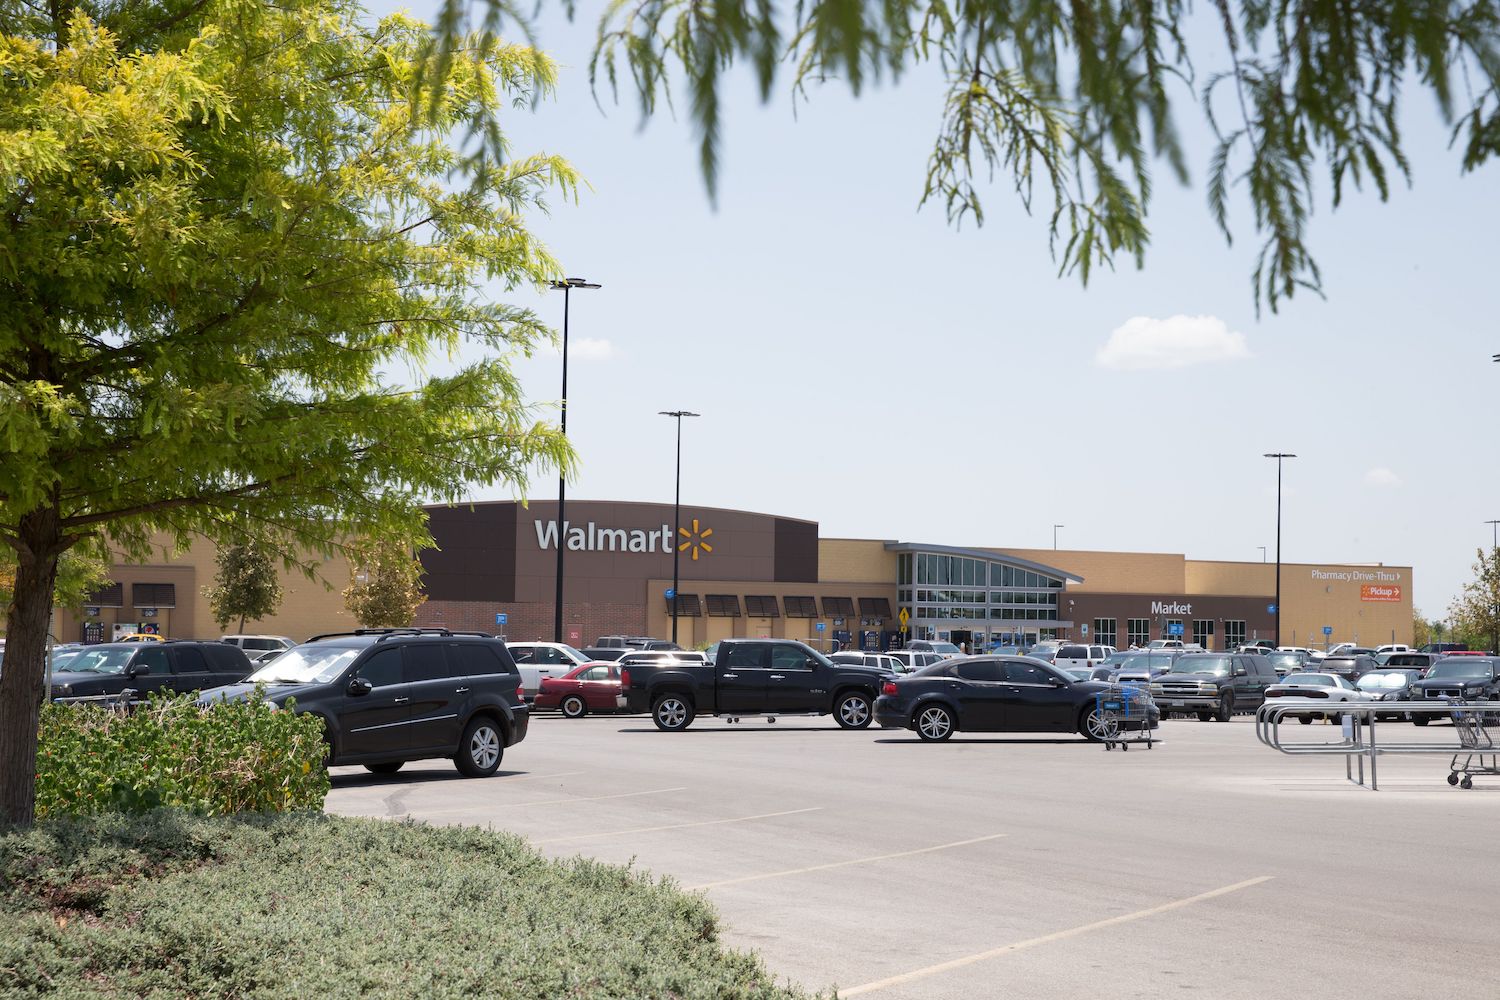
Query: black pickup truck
619 638 891 731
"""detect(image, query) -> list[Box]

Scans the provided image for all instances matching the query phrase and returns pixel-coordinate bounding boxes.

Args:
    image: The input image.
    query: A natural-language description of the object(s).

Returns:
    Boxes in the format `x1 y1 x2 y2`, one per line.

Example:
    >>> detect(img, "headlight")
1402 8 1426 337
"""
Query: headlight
1201 683 1218 694
1148 684 1164 694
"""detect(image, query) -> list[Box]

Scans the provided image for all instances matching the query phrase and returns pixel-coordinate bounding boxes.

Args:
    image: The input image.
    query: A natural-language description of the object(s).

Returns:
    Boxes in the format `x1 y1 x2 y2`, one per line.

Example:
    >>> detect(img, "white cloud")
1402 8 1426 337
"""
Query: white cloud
1364 467 1403 488
1095 314 1252 371
566 337 615 362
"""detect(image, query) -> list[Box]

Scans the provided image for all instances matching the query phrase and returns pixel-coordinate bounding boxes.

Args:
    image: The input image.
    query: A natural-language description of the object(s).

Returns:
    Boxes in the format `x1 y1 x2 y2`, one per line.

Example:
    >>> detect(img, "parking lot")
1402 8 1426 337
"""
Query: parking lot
327 714 1500 999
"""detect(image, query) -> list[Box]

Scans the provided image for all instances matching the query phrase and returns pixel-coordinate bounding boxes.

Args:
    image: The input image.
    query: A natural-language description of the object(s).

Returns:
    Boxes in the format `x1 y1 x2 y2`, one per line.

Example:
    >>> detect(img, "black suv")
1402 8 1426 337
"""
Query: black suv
50 641 254 701
1409 657 1500 726
1148 652 1277 721
200 629 528 777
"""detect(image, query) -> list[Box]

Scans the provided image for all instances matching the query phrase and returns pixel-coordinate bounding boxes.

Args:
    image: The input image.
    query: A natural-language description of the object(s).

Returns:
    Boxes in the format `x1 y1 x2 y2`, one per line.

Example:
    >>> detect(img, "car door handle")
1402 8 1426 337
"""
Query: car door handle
454 687 470 694
769 674 786 680
392 697 409 704
722 673 739 679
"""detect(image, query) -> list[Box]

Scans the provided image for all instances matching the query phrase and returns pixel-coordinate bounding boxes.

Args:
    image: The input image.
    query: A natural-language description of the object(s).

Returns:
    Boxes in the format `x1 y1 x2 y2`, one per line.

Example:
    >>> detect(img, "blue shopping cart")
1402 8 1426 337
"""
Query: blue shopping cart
1094 683 1156 751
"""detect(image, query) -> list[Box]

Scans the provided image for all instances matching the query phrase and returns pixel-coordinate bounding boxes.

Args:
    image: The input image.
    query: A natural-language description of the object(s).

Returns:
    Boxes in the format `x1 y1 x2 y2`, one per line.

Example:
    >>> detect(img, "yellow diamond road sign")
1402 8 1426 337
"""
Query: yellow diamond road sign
898 608 910 626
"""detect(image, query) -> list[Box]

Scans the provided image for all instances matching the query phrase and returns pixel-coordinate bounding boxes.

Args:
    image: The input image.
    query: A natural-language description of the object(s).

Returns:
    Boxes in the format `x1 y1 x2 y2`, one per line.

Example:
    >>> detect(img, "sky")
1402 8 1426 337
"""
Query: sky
370 1 1500 618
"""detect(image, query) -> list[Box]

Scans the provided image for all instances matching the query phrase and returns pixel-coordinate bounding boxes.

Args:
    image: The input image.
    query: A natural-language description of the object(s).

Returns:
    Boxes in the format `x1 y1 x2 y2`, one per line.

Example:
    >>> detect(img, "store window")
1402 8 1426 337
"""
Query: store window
1224 620 1247 649
1193 619 1215 649
1127 618 1151 647
1093 618 1117 648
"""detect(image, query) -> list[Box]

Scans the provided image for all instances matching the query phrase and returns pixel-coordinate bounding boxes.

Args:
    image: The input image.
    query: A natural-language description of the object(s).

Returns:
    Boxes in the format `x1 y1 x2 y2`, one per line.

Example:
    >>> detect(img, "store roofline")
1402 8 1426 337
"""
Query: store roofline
883 542 1084 584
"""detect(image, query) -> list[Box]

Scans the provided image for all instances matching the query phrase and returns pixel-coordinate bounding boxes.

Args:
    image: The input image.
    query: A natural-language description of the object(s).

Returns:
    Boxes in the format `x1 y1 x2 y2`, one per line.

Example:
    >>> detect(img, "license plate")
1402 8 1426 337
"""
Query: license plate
1170 700 1185 707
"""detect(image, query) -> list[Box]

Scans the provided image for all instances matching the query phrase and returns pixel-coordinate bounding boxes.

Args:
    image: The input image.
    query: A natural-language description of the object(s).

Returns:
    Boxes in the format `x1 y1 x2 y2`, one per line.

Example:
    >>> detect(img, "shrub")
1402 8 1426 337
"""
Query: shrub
35 691 328 818
0 811 817 999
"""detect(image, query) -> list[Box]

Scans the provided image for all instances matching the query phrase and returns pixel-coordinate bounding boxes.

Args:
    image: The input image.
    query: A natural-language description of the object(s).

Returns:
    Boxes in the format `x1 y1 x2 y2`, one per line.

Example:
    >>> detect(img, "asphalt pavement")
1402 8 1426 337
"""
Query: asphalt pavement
325 712 1500 999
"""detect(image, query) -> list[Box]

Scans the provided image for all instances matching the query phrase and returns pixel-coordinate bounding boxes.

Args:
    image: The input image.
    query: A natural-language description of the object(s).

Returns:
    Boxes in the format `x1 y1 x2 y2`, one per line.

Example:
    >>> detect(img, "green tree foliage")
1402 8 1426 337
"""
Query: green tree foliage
1411 610 1433 650
466 0 1500 311
0 0 577 823
204 541 284 633
1448 548 1500 654
0 540 112 615
343 540 427 628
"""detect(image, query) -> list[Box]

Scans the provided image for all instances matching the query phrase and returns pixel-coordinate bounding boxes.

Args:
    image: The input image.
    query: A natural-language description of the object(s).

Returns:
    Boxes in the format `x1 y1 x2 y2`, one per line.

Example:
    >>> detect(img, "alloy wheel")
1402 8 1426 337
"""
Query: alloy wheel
468 725 500 770
917 706 952 741
656 698 687 729
838 695 871 728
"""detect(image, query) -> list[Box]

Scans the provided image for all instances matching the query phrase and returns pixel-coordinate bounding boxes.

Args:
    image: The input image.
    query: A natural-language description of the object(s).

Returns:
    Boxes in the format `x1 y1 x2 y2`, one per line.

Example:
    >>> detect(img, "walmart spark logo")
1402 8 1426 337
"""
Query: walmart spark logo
677 519 714 561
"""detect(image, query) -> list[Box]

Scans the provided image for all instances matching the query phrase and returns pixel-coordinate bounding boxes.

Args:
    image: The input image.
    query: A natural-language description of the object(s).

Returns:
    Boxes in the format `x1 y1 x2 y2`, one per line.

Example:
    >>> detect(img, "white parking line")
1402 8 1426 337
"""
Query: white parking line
413 786 689 816
685 833 1008 891
497 771 586 782
840 875 1276 996
536 807 823 844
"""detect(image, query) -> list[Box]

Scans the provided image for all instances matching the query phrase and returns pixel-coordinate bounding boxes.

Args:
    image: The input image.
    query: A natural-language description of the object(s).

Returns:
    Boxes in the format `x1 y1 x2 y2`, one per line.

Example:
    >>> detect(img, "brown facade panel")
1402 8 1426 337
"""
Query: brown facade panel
421 503 517 602
774 518 819 582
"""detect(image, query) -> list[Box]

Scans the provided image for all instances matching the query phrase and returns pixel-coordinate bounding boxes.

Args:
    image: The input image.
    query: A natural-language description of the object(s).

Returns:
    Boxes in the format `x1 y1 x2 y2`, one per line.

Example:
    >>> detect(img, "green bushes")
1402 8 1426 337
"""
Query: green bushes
0 811 816 999
35 692 328 819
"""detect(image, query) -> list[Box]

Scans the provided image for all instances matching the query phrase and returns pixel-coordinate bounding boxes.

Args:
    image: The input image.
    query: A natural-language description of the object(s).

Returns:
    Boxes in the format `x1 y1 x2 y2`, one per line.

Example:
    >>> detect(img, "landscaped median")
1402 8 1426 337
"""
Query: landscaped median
0 812 818 998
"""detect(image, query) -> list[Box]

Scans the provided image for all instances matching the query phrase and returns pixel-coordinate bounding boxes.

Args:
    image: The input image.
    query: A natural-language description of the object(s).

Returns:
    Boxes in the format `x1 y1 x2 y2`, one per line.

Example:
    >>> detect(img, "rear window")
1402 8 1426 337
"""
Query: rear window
1057 645 1089 658
451 643 515 676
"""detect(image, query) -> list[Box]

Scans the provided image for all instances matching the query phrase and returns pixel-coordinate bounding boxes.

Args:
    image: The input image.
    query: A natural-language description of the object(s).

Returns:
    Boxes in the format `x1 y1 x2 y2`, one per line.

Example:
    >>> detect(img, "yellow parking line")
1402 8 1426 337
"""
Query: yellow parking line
840 875 1276 997
536 807 823 844
685 833 1008 891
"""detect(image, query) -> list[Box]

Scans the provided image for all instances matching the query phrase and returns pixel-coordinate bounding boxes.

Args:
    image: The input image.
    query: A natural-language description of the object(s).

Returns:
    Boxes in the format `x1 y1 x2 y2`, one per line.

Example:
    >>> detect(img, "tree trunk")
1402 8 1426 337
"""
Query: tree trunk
238 613 245 633
0 507 64 826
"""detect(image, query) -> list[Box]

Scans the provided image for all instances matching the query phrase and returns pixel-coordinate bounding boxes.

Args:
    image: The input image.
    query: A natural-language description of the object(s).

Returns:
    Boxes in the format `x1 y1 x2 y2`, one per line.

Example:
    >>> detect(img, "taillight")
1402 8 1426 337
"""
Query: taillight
620 669 630 689
882 682 898 696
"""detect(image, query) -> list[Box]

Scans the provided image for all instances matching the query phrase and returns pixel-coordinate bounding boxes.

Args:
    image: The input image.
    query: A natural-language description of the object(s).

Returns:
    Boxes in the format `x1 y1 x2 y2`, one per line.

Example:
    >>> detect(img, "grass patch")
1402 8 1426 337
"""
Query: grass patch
0 811 817 998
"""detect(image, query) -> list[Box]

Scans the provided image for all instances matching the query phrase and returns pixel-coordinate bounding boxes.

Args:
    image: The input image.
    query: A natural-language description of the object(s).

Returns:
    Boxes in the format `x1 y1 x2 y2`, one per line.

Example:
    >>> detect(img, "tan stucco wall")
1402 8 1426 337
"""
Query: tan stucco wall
995 549 1188 594
818 539 897 583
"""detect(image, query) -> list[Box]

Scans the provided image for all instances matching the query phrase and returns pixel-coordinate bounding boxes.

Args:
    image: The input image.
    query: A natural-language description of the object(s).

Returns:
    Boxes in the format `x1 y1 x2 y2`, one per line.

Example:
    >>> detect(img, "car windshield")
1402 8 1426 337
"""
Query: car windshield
1171 656 1231 675
1283 674 1335 687
926 642 962 654
1427 662 1493 680
249 644 364 684
61 647 135 675
1063 667 1091 680
1358 672 1412 690
1267 653 1303 668
559 645 589 662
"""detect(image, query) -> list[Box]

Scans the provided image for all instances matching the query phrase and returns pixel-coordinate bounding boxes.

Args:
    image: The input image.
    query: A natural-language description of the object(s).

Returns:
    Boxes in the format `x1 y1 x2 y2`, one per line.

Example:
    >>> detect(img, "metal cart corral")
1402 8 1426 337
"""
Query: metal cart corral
1095 683 1156 751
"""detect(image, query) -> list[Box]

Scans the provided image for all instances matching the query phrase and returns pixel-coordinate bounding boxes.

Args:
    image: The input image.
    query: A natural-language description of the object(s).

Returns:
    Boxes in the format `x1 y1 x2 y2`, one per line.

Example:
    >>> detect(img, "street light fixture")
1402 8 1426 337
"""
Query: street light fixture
1053 524 1064 550
1257 546 1267 563
1264 453 1297 647
549 278 601 644
1486 520 1499 551
659 410 700 644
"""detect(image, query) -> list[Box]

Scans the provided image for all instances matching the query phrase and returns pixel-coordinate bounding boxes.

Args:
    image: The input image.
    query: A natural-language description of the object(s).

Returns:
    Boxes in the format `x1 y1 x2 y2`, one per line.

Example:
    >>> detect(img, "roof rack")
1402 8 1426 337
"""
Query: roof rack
304 627 494 642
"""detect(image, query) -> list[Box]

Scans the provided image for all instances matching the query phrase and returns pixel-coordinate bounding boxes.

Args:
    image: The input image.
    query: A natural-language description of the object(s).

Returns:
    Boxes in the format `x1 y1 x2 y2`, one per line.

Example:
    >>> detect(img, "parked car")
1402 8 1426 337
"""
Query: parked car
49 642 254 701
1113 650 1178 683
1265 650 1309 677
200 628 528 776
1316 654 1377 681
1408 657 1500 725
1053 644 1112 671
1148 652 1277 721
618 638 890 731
1381 652 1440 676
1418 642 1468 655
873 655 1160 742
1263 672 1372 723
831 651 911 674
1146 639 1184 650
1375 644 1412 655
1355 669 1425 720
617 650 709 667
580 647 629 662
505 641 597 700
221 634 296 657
1024 641 1065 663
594 635 682 651
887 650 949 672
535 662 624 717
906 640 966 658
1243 640 1277 651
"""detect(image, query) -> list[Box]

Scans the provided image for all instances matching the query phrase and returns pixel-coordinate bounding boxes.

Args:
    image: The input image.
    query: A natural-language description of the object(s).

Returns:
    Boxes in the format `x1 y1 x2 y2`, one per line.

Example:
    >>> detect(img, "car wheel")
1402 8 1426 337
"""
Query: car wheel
914 704 954 742
1215 693 1234 722
651 695 694 732
834 691 873 730
364 762 403 775
455 717 503 777
1298 715 1313 725
1079 706 1115 742
561 695 588 719
1196 711 1213 722
1413 716 1430 727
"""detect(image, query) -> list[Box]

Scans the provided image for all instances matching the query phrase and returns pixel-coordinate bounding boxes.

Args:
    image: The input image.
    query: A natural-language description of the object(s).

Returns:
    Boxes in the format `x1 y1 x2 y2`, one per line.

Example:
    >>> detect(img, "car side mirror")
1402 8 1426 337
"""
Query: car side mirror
806 657 821 670
126 664 147 679
1234 668 1247 676
347 677 373 697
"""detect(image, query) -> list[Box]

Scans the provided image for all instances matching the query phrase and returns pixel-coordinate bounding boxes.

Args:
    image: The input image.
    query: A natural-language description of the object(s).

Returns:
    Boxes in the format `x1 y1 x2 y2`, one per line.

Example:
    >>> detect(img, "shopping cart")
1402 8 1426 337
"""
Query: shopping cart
1447 701 1500 789
1094 683 1156 751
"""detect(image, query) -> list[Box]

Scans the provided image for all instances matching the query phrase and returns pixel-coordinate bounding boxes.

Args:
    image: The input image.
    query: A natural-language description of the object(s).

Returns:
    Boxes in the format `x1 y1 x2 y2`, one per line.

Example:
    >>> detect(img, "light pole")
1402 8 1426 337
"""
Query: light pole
1053 524 1064 550
549 278 601 643
659 410 700 644
1264 453 1297 648
1257 546 1267 563
1486 520 1499 551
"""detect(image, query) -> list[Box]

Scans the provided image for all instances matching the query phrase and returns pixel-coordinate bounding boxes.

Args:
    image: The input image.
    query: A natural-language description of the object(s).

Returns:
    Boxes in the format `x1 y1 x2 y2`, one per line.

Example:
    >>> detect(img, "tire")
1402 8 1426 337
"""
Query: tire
1215 693 1234 722
651 695 695 732
1196 711 1213 722
1080 706 1115 742
560 695 588 719
914 704 955 742
1413 716 1430 727
834 691 874 730
1298 715 1313 725
454 716 504 777
364 761 403 775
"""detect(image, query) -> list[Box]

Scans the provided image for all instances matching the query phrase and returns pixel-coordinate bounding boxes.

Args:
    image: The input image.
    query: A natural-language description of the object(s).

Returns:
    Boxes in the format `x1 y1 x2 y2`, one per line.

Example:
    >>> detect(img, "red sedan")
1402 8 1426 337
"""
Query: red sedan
535 663 624 718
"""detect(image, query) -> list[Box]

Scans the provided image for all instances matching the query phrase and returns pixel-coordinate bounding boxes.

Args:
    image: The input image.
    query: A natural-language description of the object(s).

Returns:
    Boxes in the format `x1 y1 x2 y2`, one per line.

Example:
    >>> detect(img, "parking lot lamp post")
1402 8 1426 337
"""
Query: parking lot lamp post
1053 524 1064 550
549 278 601 643
1264 453 1297 648
1486 520 1499 551
659 410 700 645
1258 546 1267 563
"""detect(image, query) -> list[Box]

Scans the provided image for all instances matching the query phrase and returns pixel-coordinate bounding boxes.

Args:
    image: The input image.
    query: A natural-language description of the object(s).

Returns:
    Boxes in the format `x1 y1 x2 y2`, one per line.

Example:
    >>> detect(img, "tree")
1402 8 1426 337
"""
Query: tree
205 541 284 633
1448 548 1500 655
1411 610 1433 651
0 540 113 620
465 0 1500 311
0 0 576 823
343 540 427 628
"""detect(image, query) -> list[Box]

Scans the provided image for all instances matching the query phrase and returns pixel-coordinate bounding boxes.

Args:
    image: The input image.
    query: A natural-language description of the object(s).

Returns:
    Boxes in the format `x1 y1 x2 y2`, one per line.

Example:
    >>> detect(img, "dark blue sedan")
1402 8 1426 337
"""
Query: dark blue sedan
874 656 1160 742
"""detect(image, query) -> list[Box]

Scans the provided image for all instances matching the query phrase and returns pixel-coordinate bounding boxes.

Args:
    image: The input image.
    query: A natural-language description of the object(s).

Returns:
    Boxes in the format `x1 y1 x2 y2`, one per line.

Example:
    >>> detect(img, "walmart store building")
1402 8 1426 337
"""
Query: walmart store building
66 499 1413 650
